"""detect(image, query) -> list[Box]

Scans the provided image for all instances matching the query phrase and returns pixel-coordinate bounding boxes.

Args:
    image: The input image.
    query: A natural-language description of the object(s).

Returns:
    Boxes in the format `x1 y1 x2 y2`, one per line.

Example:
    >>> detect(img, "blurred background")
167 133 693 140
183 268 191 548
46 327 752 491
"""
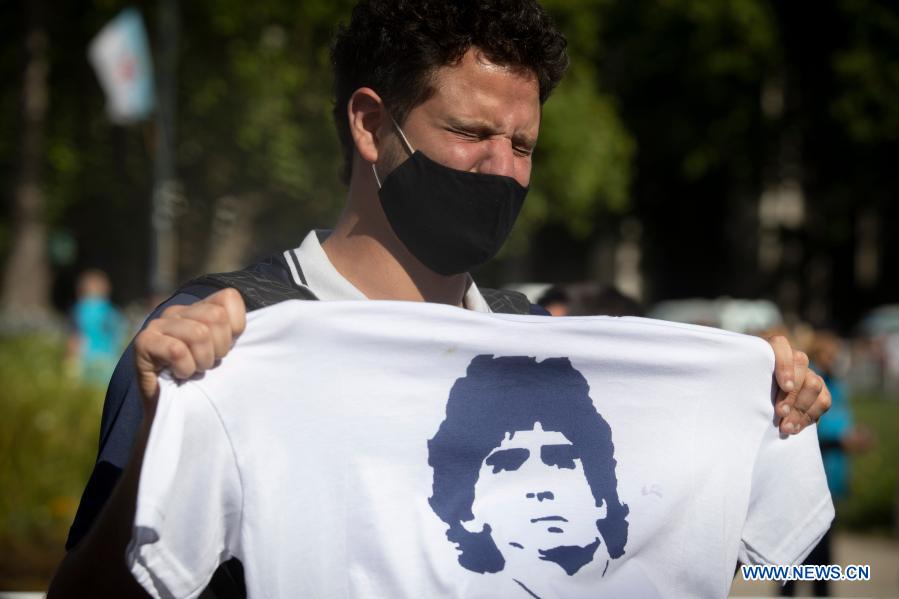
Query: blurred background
0 0 897 595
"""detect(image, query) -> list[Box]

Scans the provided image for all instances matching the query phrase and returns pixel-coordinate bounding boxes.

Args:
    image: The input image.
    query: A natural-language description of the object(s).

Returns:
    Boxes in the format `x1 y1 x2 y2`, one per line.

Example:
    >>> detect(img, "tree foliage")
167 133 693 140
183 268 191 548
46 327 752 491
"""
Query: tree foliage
512 0 635 247
831 0 899 145
0 0 896 320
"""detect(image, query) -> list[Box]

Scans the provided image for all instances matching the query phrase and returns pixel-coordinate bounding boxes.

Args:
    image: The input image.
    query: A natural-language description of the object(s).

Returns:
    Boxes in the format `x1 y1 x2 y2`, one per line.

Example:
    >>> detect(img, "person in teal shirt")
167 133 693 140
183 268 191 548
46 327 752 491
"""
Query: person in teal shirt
71 269 126 385
781 330 873 597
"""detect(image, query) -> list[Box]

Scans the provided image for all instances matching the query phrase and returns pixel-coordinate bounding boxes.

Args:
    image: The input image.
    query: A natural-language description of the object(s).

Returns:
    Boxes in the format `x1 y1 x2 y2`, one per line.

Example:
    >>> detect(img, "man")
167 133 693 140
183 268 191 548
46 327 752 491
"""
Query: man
428 355 631 596
48 1 831 596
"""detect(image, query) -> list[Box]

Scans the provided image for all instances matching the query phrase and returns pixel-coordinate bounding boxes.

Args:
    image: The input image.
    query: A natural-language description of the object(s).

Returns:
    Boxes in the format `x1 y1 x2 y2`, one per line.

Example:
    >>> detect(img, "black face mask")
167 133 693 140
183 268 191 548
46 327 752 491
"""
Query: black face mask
374 122 528 276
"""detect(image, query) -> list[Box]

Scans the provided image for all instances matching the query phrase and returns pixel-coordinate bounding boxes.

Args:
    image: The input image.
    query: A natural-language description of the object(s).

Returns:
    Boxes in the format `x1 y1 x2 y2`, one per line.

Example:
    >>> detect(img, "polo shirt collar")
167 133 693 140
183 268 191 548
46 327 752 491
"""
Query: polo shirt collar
283 230 492 313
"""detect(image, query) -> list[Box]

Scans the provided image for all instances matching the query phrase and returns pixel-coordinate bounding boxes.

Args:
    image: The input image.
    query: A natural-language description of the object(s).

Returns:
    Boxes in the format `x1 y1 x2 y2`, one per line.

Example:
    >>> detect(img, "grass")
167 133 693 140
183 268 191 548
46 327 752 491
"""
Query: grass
838 393 899 535
0 334 105 589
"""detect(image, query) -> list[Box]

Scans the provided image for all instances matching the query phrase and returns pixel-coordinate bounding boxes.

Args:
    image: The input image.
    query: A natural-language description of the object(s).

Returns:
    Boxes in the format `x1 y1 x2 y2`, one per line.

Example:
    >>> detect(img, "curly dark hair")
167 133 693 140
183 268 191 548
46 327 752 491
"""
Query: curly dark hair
330 0 569 183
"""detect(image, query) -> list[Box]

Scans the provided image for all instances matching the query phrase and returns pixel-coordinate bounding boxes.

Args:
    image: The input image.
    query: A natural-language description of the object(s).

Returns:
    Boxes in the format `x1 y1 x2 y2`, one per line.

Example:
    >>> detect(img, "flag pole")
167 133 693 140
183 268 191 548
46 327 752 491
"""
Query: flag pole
150 0 180 297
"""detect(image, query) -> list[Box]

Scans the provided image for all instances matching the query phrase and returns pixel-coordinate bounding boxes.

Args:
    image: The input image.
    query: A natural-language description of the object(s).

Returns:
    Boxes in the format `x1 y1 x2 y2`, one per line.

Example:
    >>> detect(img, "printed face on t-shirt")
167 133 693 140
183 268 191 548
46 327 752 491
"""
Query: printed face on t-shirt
465 422 608 568
427 354 630 584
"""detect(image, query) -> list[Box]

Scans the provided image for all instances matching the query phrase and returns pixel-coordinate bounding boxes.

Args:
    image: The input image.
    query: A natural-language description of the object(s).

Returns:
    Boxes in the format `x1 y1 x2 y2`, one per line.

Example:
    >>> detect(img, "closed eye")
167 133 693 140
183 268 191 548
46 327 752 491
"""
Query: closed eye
446 125 534 157
485 448 529 473
513 145 533 157
541 444 579 469
447 127 481 140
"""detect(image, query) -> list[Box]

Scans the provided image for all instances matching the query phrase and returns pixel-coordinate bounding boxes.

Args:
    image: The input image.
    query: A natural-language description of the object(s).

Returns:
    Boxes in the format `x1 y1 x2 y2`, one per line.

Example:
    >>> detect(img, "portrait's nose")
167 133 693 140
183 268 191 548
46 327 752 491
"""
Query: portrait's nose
526 491 555 502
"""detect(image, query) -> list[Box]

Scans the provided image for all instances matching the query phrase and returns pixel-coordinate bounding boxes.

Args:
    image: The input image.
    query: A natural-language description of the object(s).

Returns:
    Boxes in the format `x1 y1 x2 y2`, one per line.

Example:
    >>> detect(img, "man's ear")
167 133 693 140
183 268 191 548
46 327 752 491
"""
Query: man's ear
347 87 387 165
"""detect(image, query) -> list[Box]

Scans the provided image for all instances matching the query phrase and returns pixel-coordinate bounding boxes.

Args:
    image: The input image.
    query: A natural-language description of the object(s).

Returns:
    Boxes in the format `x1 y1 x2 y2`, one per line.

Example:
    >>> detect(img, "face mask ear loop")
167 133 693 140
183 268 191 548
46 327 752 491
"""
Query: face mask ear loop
391 117 416 155
372 115 413 189
371 163 382 189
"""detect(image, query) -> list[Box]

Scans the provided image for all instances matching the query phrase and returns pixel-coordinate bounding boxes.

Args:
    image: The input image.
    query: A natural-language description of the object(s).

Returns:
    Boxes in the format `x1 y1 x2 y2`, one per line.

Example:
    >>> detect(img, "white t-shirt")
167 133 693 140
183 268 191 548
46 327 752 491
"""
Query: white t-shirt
127 301 833 599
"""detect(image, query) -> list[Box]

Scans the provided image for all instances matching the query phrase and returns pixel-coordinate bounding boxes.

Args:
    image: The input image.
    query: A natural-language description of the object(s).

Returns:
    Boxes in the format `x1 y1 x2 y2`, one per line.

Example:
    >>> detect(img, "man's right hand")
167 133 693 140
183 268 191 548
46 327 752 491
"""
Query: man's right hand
134 288 246 408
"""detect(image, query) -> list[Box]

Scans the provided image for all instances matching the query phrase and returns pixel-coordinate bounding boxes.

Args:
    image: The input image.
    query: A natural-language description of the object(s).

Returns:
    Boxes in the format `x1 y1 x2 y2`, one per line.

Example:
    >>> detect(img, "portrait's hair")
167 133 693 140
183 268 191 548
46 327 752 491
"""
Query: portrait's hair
427 355 629 574
330 0 569 183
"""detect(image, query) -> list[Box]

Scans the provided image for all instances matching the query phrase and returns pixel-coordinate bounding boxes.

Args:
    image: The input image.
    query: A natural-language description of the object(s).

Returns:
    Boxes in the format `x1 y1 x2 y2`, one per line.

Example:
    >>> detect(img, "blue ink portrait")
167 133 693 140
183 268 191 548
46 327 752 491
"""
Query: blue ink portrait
428 355 629 591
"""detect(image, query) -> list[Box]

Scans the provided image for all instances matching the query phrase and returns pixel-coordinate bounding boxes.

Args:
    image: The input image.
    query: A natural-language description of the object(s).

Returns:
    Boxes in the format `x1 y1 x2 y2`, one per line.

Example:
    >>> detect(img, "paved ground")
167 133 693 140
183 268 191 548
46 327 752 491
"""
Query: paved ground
731 533 899 597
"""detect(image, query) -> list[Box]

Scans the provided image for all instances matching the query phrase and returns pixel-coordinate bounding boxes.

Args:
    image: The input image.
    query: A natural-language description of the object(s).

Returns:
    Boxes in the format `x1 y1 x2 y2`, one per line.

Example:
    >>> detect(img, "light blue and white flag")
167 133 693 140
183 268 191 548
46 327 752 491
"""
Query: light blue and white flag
88 7 155 124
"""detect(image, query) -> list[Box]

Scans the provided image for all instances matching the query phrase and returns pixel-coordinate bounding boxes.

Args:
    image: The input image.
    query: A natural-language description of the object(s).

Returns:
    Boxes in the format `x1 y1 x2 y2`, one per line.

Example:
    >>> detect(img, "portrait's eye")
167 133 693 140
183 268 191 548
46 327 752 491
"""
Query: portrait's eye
541 444 579 470
485 448 529 473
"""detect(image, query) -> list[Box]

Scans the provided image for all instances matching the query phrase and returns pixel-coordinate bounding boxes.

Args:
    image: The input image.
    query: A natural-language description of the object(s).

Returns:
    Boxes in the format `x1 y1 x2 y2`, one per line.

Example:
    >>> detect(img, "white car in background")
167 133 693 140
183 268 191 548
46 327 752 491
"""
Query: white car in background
648 298 783 334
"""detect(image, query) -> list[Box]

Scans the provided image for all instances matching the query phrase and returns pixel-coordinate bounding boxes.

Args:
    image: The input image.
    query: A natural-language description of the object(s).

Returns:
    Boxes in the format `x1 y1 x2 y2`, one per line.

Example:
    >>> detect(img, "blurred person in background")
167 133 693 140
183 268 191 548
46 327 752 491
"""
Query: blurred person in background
883 332 899 395
536 285 570 316
565 283 644 317
780 329 873 597
537 282 643 318
67 269 126 386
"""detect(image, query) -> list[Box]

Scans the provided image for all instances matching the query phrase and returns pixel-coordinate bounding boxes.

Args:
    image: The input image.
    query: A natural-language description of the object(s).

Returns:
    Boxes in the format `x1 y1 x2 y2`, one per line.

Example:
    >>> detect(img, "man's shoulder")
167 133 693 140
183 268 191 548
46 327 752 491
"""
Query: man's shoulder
181 253 316 311
178 248 544 316
478 287 542 315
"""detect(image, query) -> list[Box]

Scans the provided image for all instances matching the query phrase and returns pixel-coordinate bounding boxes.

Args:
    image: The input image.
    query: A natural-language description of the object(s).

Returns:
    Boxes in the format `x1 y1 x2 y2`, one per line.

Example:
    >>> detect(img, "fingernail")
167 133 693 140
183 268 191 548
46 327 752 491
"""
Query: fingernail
780 404 791 416
792 423 800 433
784 380 794 392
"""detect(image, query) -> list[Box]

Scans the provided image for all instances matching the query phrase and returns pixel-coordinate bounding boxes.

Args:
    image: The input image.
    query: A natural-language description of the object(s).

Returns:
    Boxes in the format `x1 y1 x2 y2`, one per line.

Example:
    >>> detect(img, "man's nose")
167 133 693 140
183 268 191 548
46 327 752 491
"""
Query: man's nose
526 491 555 502
475 137 518 181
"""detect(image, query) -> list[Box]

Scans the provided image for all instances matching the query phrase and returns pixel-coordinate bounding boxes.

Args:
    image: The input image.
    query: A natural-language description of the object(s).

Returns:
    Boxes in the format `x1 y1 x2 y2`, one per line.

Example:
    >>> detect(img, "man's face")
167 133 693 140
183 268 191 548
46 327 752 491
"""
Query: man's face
387 47 541 188
465 422 608 559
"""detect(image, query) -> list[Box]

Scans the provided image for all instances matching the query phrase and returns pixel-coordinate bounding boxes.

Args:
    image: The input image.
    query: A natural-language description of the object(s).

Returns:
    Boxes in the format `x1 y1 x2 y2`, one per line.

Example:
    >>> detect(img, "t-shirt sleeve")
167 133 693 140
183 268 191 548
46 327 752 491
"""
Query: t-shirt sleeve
67 291 210 551
126 376 242 599
738 423 834 566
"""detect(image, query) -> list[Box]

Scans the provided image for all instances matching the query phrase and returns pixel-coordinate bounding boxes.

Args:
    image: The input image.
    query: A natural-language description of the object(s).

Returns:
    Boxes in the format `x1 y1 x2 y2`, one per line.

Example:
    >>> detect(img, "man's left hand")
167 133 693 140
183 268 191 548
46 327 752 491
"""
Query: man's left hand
768 336 832 434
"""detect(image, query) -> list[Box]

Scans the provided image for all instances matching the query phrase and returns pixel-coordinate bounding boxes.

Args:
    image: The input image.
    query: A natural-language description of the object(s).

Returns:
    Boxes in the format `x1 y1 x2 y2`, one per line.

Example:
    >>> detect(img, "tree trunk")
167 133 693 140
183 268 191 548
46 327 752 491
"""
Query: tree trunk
150 0 181 296
203 194 264 274
1 0 53 326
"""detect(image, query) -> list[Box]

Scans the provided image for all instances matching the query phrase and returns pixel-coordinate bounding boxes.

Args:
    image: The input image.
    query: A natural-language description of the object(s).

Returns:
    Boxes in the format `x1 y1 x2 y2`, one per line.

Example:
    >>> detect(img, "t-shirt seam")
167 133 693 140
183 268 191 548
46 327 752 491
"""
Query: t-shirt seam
133 519 231 598
744 412 776 550
741 413 831 565
613 317 767 341
674 378 711 579
488 311 779 346
746 493 833 564
99 292 206 458
189 383 246 558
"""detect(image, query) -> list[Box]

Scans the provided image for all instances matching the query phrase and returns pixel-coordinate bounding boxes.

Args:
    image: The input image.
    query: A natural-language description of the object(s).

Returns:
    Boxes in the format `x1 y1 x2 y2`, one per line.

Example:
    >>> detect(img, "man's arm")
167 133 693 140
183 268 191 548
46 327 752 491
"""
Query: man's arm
48 418 155 597
47 289 246 598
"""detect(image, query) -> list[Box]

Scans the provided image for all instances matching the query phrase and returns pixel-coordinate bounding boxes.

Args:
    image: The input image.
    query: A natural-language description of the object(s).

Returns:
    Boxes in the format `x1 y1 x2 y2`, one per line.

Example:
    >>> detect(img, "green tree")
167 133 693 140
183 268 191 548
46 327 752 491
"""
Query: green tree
510 0 635 251
175 0 356 275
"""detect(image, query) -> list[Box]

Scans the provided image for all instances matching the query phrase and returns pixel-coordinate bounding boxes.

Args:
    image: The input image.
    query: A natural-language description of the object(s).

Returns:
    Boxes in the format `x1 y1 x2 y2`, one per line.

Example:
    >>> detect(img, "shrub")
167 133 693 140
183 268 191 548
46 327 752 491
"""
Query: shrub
838 393 899 535
0 334 105 589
